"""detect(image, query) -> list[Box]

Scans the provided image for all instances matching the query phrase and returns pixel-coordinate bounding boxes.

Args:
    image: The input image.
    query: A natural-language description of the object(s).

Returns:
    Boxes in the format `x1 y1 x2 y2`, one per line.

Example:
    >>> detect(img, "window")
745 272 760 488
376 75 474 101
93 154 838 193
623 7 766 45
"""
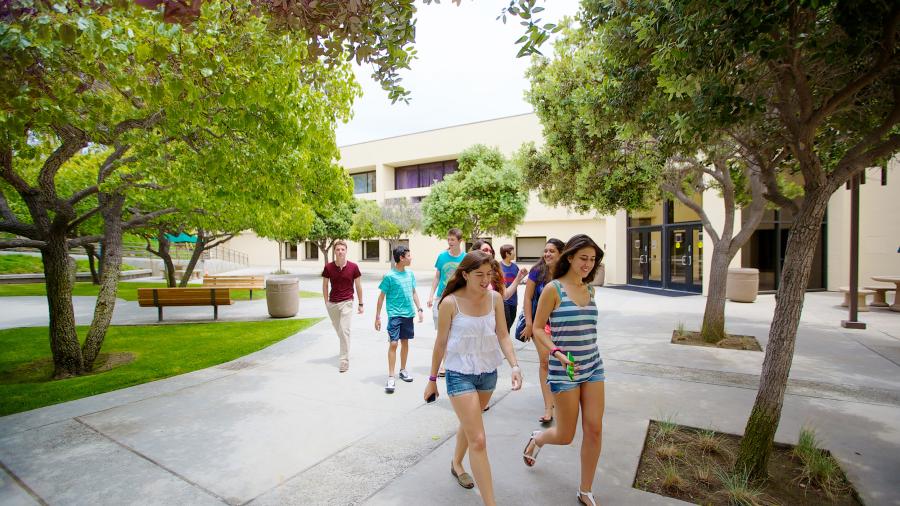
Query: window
304 241 318 261
394 159 459 189
284 242 297 260
361 240 379 261
351 171 376 194
516 237 546 263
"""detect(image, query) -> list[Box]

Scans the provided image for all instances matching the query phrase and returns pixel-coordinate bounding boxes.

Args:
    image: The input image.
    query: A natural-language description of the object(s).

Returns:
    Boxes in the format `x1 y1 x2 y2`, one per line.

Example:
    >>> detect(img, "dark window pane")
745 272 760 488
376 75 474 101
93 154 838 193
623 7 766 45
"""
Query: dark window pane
443 160 459 177
395 166 420 189
421 162 445 186
351 171 375 194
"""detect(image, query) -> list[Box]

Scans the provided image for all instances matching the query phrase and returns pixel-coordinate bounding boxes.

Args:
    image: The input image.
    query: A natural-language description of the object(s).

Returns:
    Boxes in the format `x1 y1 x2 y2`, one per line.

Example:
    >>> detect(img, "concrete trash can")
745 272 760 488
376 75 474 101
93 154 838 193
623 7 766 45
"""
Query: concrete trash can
726 268 759 303
266 277 299 318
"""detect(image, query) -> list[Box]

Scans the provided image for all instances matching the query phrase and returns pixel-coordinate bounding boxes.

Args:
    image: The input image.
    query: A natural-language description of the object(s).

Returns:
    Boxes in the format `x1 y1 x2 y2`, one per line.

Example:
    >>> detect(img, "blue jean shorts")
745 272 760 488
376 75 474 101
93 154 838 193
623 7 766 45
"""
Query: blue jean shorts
548 367 605 394
445 370 498 397
387 316 414 342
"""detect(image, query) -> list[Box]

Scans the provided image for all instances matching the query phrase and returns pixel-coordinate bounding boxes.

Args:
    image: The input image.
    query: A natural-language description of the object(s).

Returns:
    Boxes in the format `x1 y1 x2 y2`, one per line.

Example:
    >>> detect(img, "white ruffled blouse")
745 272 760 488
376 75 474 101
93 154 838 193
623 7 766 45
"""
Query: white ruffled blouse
444 292 504 375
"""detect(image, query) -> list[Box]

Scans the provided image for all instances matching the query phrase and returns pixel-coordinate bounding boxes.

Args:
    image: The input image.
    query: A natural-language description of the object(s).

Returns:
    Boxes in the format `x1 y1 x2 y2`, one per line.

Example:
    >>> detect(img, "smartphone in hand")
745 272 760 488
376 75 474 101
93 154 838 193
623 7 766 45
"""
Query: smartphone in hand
426 393 437 403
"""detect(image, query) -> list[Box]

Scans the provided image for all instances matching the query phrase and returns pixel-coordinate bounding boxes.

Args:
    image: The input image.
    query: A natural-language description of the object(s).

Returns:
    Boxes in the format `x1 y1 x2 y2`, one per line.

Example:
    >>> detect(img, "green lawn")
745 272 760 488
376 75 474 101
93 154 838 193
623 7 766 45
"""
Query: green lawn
0 254 137 274
0 281 321 301
0 319 320 416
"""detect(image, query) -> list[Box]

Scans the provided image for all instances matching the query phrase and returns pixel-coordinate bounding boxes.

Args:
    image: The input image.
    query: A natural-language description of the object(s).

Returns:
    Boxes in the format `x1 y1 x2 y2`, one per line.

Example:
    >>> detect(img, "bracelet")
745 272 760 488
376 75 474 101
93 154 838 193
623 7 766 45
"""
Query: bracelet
417 308 423 312
375 315 381 320
511 365 520 371
358 303 364 306
428 375 438 382
550 347 562 357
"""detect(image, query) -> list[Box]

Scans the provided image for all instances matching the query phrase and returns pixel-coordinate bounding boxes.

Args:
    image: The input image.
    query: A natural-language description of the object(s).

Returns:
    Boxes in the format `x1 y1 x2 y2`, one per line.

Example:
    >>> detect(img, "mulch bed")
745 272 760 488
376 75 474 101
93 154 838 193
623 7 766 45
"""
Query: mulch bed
671 330 762 351
633 421 862 506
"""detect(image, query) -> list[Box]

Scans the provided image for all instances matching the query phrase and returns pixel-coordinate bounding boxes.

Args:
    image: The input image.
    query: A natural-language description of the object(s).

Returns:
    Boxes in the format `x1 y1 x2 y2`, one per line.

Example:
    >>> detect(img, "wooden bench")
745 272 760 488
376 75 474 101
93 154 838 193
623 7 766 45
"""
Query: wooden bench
864 284 897 308
839 286 874 312
202 275 266 300
137 288 234 321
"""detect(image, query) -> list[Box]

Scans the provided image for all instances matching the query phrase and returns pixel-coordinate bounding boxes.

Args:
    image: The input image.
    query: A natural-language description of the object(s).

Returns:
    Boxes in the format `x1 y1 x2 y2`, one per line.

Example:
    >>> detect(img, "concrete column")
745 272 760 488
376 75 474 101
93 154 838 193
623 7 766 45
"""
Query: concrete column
604 211 628 284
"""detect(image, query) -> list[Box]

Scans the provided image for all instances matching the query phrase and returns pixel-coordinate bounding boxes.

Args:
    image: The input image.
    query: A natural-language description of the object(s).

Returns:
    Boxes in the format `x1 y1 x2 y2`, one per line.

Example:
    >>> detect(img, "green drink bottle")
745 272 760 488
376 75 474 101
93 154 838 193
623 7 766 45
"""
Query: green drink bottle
566 352 575 380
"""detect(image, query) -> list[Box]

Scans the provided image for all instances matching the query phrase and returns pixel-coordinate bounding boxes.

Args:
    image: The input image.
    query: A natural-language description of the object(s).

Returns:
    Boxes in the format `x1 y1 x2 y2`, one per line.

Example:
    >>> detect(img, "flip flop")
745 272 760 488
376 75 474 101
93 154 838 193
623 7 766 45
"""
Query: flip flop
538 415 553 425
451 466 475 489
523 430 542 467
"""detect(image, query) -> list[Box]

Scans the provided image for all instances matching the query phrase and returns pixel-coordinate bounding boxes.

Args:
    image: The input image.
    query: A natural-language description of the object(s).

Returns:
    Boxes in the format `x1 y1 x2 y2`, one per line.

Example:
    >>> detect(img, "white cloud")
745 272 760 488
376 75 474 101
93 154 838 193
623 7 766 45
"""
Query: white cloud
336 0 580 146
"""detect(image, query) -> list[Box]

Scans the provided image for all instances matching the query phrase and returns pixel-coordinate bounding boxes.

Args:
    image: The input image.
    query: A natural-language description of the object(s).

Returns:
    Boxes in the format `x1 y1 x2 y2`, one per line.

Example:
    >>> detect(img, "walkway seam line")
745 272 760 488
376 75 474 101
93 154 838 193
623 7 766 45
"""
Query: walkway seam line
0 459 49 506
73 417 231 505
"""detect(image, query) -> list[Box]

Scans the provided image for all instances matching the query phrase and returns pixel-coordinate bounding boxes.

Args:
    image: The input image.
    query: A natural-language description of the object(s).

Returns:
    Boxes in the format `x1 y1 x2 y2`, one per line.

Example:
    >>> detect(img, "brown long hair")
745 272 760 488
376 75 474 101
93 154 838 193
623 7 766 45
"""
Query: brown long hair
553 234 604 284
532 238 565 284
439 250 504 305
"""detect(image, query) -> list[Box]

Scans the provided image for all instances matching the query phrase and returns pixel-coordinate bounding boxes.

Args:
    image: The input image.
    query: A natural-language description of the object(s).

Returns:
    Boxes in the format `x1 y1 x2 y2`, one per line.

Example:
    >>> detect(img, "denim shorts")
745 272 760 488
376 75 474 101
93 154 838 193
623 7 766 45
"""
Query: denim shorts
548 367 605 394
387 316 414 342
445 370 498 397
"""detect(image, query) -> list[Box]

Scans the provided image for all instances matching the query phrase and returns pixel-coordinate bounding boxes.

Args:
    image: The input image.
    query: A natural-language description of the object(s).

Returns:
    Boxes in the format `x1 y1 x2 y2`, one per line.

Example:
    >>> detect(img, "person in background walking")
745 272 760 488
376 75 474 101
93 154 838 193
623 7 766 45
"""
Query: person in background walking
428 228 466 376
522 234 605 506
520 238 564 424
423 251 522 506
376 245 424 393
321 240 362 373
472 240 526 307
499 244 527 332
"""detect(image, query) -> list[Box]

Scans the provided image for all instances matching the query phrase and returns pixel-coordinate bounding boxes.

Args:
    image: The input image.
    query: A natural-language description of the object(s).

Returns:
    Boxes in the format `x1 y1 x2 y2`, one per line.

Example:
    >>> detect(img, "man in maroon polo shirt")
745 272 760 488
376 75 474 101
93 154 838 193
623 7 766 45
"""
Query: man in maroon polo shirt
322 240 363 372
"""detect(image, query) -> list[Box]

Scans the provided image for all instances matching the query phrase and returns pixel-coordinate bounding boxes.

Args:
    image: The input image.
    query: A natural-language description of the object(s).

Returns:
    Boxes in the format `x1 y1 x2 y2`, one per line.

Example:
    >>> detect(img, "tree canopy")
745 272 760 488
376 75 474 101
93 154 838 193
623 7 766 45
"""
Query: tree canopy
422 144 528 242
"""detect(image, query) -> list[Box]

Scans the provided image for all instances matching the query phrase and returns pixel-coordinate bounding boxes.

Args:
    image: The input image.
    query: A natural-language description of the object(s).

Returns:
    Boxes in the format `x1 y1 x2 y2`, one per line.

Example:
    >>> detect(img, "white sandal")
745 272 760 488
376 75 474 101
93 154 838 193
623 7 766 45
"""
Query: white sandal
522 430 542 467
577 490 597 506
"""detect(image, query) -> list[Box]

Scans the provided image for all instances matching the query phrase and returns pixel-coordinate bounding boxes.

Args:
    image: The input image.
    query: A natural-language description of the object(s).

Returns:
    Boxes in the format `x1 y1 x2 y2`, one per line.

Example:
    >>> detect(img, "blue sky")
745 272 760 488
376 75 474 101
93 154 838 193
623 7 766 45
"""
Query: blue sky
336 0 580 146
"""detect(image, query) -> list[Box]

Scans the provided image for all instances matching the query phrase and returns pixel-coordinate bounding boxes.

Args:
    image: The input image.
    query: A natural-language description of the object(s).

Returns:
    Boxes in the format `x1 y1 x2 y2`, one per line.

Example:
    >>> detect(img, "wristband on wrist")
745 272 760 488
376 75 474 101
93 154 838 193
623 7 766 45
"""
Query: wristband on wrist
428 375 438 382
550 347 562 357
511 365 520 371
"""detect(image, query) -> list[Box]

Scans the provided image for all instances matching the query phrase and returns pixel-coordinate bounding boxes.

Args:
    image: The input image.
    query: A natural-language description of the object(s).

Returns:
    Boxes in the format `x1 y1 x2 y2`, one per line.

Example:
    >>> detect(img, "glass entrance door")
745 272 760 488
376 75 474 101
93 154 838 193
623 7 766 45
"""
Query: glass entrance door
628 229 662 287
667 225 702 292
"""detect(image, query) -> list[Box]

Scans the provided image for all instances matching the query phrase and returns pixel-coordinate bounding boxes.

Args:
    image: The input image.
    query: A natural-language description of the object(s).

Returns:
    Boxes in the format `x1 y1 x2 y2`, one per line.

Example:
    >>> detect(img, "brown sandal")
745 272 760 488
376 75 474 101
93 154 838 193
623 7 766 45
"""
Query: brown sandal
451 466 475 489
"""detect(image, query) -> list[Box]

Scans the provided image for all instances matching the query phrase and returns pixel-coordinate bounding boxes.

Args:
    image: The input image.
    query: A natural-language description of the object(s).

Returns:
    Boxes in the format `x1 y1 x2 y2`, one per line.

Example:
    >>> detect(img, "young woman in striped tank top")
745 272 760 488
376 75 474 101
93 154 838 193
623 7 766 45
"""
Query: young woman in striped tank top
522 234 605 506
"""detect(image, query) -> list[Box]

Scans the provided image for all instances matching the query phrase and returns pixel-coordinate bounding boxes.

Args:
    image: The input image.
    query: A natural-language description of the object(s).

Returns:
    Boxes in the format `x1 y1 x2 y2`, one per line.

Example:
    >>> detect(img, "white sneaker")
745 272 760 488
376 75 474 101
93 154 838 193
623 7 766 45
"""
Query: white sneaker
385 376 396 394
399 369 413 382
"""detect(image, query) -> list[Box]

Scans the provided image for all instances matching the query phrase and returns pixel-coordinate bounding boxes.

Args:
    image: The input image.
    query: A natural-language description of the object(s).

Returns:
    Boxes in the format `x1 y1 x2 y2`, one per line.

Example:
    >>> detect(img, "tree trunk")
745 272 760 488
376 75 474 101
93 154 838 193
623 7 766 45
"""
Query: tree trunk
278 242 283 272
318 240 330 266
82 194 125 370
157 233 176 287
700 240 731 342
735 188 830 480
179 231 206 287
84 243 101 285
42 236 84 378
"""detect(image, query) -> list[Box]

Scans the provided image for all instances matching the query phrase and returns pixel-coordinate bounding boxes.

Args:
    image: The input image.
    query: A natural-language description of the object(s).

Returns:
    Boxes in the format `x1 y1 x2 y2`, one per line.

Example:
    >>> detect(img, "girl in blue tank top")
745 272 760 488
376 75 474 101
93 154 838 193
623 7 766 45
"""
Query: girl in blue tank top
522 234 606 506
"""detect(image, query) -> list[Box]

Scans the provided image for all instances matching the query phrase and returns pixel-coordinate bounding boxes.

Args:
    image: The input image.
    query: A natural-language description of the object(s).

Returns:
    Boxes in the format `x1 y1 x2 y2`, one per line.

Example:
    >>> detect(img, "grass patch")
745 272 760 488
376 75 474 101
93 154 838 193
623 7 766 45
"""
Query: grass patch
0 254 137 275
0 319 320 416
0 281 320 301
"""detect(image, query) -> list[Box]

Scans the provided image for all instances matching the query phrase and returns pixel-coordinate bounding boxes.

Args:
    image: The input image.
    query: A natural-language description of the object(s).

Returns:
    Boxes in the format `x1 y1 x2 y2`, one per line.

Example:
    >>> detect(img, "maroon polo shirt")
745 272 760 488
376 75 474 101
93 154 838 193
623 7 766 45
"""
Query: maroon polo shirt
322 261 361 303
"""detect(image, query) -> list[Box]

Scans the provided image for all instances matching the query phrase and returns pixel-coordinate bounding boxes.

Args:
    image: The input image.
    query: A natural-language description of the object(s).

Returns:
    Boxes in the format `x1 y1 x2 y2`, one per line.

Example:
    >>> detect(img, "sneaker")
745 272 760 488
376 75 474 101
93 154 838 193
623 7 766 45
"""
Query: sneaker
399 369 413 382
339 361 349 373
385 376 396 394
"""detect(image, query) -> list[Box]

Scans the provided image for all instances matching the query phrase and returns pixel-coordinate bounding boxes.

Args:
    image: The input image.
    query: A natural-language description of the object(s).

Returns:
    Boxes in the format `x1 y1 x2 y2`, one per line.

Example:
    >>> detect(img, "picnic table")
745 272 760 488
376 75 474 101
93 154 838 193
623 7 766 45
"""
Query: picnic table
870 276 900 312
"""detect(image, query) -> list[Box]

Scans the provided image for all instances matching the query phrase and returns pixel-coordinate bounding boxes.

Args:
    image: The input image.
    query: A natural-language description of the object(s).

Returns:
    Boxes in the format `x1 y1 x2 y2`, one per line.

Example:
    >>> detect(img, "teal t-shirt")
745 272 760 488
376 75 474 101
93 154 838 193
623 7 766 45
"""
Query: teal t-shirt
379 269 417 318
434 250 465 299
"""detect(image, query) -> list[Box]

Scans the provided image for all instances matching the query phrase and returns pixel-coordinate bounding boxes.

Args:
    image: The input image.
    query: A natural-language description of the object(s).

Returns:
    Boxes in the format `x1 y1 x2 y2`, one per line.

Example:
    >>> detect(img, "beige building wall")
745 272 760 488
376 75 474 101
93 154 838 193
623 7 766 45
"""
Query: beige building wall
228 113 899 295
827 156 900 291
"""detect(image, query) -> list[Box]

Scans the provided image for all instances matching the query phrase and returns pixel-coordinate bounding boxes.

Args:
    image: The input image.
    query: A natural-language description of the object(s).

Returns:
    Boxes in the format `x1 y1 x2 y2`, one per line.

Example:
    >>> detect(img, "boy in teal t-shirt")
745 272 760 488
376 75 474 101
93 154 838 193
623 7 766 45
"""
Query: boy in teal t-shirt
375 245 423 394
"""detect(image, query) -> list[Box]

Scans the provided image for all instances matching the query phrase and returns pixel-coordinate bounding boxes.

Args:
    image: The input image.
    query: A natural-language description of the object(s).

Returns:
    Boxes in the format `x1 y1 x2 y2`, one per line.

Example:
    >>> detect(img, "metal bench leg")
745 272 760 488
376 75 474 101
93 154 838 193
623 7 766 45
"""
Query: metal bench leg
158 306 163 322
214 305 219 320
249 289 253 300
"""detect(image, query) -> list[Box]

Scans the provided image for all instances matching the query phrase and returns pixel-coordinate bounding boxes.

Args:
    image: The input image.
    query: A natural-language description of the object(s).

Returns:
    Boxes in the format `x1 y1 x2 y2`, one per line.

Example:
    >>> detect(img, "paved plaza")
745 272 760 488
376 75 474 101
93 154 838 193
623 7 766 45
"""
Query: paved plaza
1 269 899 505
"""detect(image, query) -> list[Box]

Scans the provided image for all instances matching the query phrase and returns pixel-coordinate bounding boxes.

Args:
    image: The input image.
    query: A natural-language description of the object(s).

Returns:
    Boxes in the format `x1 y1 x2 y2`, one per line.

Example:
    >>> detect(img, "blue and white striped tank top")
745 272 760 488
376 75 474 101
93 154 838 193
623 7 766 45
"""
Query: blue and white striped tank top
546 279 604 385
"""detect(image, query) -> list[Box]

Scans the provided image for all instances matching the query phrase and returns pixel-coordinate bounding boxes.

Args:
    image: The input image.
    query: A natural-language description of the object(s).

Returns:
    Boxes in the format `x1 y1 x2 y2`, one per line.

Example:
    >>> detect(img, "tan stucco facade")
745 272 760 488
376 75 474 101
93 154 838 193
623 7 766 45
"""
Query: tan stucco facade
229 113 900 296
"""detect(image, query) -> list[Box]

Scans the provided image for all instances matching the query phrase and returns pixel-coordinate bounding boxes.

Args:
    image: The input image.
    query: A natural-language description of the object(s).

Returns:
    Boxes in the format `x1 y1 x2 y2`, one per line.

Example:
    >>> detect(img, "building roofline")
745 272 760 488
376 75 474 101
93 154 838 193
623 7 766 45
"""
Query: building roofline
338 111 536 148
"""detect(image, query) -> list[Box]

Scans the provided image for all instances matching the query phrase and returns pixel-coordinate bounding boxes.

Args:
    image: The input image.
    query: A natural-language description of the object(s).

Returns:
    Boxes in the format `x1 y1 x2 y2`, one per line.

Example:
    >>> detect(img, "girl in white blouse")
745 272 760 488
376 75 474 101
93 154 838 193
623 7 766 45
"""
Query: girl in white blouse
424 250 523 506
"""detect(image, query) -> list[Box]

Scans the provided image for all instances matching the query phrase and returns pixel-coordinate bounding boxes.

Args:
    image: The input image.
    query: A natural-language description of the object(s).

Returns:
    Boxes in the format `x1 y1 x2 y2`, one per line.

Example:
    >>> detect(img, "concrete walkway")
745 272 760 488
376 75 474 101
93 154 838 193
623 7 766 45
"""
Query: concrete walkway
1 272 898 505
